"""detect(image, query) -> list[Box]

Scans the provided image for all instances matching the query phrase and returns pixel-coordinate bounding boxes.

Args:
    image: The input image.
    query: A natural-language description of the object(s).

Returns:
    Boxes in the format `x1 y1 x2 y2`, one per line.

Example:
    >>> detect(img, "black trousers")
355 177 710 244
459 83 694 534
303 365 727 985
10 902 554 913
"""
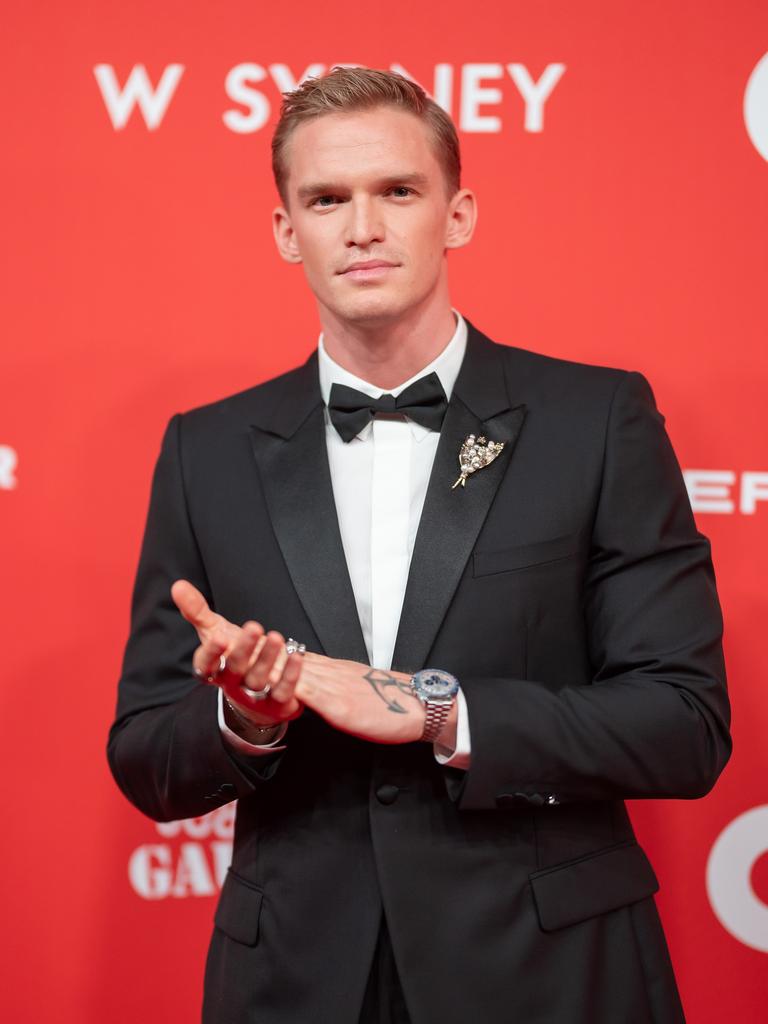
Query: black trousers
357 915 412 1024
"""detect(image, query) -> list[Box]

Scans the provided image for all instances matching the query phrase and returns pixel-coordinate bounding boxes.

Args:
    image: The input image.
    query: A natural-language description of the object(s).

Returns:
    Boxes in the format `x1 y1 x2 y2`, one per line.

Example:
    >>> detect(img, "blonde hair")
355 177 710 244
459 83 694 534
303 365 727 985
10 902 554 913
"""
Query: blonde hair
271 66 461 203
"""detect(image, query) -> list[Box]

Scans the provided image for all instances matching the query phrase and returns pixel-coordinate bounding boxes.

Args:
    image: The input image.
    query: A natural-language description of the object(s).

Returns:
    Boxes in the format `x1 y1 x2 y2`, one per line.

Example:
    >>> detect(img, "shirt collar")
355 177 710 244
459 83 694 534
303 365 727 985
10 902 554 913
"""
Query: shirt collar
318 310 467 442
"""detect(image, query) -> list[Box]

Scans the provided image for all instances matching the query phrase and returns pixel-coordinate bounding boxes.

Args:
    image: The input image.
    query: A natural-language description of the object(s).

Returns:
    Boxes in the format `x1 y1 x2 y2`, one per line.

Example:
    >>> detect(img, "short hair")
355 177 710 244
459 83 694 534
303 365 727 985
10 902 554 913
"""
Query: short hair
271 66 461 204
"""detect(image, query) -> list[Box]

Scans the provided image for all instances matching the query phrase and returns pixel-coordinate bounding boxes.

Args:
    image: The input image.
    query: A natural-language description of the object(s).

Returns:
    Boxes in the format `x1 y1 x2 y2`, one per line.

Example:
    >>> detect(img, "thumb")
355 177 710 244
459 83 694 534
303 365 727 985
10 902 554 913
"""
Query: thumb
171 579 217 630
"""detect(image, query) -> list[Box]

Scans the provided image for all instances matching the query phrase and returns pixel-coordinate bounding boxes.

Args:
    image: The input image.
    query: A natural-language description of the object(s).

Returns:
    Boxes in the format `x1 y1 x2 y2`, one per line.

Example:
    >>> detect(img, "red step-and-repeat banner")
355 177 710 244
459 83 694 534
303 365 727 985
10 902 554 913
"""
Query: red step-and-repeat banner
2 2 766 1021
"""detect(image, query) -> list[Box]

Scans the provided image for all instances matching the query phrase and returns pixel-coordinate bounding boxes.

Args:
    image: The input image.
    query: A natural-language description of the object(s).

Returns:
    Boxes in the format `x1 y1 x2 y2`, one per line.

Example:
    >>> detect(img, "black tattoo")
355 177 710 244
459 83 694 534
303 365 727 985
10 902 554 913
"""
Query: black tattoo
363 669 414 713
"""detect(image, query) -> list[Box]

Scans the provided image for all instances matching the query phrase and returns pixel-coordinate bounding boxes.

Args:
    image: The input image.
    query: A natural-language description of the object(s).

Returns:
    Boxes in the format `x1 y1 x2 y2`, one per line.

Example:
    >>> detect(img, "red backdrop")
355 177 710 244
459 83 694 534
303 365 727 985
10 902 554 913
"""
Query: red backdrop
2 2 767 1021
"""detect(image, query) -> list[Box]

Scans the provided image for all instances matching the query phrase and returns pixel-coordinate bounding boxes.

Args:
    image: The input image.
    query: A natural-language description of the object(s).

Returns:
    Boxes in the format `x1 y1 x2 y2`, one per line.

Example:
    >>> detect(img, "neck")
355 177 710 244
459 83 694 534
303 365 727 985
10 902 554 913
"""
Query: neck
319 285 457 390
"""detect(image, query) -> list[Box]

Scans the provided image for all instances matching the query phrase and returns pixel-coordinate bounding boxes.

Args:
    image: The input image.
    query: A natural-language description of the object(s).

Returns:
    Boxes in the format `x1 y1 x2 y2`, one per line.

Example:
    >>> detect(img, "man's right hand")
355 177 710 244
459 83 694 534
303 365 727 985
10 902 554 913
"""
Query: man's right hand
171 579 305 730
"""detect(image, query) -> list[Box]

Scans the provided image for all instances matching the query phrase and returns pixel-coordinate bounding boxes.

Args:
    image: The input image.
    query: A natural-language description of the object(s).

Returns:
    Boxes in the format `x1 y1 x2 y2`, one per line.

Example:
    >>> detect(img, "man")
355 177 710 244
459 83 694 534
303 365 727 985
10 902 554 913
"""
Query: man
108 67 731 1023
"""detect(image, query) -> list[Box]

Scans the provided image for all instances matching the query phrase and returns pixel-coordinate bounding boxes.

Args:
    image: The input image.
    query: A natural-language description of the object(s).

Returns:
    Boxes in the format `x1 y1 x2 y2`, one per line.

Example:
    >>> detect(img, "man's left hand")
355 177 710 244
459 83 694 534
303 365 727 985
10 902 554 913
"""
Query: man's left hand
295 654 429 745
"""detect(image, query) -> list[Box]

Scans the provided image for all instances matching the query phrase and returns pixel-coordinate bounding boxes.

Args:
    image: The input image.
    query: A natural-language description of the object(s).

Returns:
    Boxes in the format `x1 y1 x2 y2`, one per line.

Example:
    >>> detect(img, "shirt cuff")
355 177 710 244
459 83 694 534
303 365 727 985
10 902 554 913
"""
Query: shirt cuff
434 687 471 770
217 688 288 755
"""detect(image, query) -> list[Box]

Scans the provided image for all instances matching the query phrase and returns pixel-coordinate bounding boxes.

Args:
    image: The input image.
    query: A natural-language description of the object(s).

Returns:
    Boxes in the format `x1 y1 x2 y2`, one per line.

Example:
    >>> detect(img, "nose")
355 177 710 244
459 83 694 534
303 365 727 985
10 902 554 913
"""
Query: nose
344 196 384 248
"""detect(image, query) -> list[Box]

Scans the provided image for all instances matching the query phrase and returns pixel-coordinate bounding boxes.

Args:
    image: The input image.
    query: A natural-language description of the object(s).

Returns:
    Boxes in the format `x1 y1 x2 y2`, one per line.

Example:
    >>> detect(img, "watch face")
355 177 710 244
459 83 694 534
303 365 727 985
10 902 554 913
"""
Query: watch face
413 669 459 700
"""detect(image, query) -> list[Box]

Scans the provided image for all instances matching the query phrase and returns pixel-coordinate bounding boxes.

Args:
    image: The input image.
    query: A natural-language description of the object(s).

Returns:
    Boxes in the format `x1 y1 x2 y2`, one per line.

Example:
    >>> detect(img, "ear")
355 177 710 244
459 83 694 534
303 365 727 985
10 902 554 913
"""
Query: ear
444 188 477 251
272 204 303 264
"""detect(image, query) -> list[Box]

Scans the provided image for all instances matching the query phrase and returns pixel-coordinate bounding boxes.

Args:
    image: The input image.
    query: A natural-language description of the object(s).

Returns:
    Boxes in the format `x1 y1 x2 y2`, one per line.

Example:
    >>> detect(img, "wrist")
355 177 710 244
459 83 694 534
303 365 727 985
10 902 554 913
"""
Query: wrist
223 697 281 745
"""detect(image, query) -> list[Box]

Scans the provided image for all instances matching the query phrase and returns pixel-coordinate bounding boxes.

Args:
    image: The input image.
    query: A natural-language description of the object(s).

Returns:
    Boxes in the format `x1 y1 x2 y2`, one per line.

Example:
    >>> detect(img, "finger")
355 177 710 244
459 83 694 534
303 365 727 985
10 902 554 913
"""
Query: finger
267 643 288 676
269 651 303 704
224 621 264 678
243 630 285 691
191 633 228 681
244 632 269 670
171 580 218 630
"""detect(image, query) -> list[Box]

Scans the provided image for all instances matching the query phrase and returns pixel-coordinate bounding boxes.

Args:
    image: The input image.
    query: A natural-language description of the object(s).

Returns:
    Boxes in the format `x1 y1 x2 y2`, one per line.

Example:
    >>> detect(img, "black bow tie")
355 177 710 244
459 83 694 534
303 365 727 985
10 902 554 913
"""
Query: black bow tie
327 372 448 443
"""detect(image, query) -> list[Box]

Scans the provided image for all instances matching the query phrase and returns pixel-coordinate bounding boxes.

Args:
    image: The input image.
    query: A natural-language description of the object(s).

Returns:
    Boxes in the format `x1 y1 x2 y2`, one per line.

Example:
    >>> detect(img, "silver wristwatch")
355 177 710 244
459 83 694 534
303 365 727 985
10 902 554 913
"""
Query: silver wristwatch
409 669 460 743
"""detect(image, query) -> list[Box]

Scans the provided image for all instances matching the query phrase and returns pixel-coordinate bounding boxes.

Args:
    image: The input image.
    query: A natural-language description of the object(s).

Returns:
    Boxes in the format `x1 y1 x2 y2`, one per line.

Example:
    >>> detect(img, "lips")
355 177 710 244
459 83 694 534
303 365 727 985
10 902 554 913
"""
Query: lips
339 260 399 281
348 258 399 270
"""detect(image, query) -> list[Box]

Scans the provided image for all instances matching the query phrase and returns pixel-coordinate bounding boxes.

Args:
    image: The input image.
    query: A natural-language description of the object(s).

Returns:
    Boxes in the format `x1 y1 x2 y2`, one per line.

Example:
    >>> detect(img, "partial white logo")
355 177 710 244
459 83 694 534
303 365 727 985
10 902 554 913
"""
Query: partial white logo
0 446 17 489
128 805 233 899
684 470 768 514
706 805 768 952
745 52 768 161
94 64 185 130
94 62 566 134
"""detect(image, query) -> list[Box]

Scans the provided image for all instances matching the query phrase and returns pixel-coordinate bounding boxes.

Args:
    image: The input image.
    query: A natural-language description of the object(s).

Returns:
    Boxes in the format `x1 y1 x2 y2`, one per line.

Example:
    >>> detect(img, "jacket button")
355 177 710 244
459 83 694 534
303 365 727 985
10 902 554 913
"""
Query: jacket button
496 792 549 808
204 783 235 802
375 784 400 805
495 793 523 808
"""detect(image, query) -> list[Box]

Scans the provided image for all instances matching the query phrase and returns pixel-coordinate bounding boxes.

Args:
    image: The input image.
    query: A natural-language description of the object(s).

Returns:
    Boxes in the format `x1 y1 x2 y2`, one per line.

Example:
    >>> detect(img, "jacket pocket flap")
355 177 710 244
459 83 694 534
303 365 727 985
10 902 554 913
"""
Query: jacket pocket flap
214 868 264 946
529 840 659 932
473 533 579 577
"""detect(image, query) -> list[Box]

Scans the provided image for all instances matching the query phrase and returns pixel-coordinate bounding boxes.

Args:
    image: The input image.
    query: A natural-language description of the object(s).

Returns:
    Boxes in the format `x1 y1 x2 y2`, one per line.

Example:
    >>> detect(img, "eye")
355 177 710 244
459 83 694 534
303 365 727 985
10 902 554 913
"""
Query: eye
389 186 414 198
311 195 341 209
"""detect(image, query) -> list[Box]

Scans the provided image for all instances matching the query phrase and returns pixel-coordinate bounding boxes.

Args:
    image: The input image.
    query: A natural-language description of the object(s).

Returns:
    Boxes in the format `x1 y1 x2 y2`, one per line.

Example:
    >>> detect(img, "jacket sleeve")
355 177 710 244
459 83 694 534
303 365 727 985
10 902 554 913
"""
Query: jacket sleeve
107 413 284 823
449 371 732 811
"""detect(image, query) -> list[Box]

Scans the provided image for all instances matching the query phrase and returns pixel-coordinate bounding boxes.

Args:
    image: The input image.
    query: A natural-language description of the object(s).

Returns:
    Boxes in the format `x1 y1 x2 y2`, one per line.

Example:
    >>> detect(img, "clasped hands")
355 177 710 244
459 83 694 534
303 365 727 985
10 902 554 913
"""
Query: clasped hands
170 580 438 746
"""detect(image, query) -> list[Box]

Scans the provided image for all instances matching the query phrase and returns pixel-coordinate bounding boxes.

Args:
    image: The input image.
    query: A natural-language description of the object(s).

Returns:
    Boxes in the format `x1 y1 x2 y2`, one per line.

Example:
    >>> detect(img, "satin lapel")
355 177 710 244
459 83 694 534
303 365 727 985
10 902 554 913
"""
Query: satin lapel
390 324 527 673
249 355 369 664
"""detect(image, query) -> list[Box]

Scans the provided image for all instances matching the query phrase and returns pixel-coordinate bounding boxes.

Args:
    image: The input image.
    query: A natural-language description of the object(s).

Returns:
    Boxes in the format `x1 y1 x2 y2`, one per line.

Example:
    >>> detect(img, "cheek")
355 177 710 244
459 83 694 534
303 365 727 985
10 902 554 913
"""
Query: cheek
396 212 447 266
293 216 334 259
295 234 335 286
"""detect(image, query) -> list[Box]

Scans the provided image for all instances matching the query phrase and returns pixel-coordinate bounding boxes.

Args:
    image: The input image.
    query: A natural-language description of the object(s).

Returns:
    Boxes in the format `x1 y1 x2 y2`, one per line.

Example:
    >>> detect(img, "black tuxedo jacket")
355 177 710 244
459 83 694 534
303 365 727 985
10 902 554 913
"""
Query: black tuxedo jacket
108 320 731 1024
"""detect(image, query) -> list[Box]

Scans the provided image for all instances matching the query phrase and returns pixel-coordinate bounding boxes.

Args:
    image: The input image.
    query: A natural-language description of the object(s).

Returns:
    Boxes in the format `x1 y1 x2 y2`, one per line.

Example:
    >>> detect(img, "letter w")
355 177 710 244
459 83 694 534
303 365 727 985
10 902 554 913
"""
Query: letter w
93 64 184 130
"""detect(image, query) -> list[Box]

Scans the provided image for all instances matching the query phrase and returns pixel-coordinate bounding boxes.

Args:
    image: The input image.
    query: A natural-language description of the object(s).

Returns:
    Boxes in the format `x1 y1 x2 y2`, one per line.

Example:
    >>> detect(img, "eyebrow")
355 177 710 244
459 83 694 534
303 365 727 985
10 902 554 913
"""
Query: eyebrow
296 172 430 201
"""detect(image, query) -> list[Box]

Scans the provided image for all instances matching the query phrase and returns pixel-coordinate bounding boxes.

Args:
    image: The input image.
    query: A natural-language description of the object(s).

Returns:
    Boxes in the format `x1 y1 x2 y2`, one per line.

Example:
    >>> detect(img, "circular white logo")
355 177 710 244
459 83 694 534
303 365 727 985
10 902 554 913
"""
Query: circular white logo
745 53 768 161
706 805 768 952
0 445 17 490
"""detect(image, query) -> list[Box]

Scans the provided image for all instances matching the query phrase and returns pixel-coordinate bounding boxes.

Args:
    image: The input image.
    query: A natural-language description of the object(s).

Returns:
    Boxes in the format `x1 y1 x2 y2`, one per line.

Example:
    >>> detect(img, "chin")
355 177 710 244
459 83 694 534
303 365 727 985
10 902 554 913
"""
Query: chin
335 284 422 326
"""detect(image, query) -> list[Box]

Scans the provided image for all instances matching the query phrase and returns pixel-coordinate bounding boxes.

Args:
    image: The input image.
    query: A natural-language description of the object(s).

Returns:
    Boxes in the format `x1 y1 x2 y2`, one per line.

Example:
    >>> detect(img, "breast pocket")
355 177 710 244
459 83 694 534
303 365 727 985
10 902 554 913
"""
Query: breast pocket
473 532 581 578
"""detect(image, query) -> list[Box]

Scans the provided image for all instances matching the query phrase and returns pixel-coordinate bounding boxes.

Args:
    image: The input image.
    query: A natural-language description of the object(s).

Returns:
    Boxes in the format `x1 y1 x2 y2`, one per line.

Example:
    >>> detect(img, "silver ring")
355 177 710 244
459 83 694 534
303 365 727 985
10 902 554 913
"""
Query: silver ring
194 653 226 683
285 637 306 656
241 682 272 701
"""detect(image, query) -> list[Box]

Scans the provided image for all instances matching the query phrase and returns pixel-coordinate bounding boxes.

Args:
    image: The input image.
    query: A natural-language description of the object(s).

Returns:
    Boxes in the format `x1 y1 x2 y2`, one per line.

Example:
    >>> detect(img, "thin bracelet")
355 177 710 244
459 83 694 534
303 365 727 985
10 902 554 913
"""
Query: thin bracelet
225 698 281 741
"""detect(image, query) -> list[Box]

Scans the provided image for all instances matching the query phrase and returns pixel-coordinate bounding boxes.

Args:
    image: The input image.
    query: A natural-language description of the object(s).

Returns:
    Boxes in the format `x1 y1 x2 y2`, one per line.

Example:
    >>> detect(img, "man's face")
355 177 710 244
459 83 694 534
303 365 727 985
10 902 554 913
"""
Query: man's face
273 106 473 326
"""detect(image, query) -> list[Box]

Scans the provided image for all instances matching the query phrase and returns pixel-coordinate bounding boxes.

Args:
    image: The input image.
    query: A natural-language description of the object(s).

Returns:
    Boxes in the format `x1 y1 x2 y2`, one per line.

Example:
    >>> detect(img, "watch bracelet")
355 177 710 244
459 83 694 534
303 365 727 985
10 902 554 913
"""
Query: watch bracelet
421 699 453 743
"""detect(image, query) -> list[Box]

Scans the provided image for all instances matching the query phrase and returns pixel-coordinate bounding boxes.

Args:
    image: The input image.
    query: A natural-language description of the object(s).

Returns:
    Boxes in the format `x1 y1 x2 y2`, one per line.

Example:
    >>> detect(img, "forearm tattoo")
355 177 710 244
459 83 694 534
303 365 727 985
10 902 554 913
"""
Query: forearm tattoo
363 669 414 713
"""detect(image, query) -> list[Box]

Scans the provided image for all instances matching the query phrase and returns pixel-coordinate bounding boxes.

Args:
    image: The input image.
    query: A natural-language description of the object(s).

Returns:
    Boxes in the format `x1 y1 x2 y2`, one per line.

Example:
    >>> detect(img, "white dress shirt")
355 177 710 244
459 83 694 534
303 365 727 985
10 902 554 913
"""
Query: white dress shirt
219 311 472 769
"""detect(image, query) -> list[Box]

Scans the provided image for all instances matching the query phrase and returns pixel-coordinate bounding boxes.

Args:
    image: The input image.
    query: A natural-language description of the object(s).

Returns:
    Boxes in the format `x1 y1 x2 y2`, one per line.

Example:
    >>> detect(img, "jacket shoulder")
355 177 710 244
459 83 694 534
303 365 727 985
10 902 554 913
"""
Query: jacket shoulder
469 322 644 408
497 337 631 388
176 354 317 435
